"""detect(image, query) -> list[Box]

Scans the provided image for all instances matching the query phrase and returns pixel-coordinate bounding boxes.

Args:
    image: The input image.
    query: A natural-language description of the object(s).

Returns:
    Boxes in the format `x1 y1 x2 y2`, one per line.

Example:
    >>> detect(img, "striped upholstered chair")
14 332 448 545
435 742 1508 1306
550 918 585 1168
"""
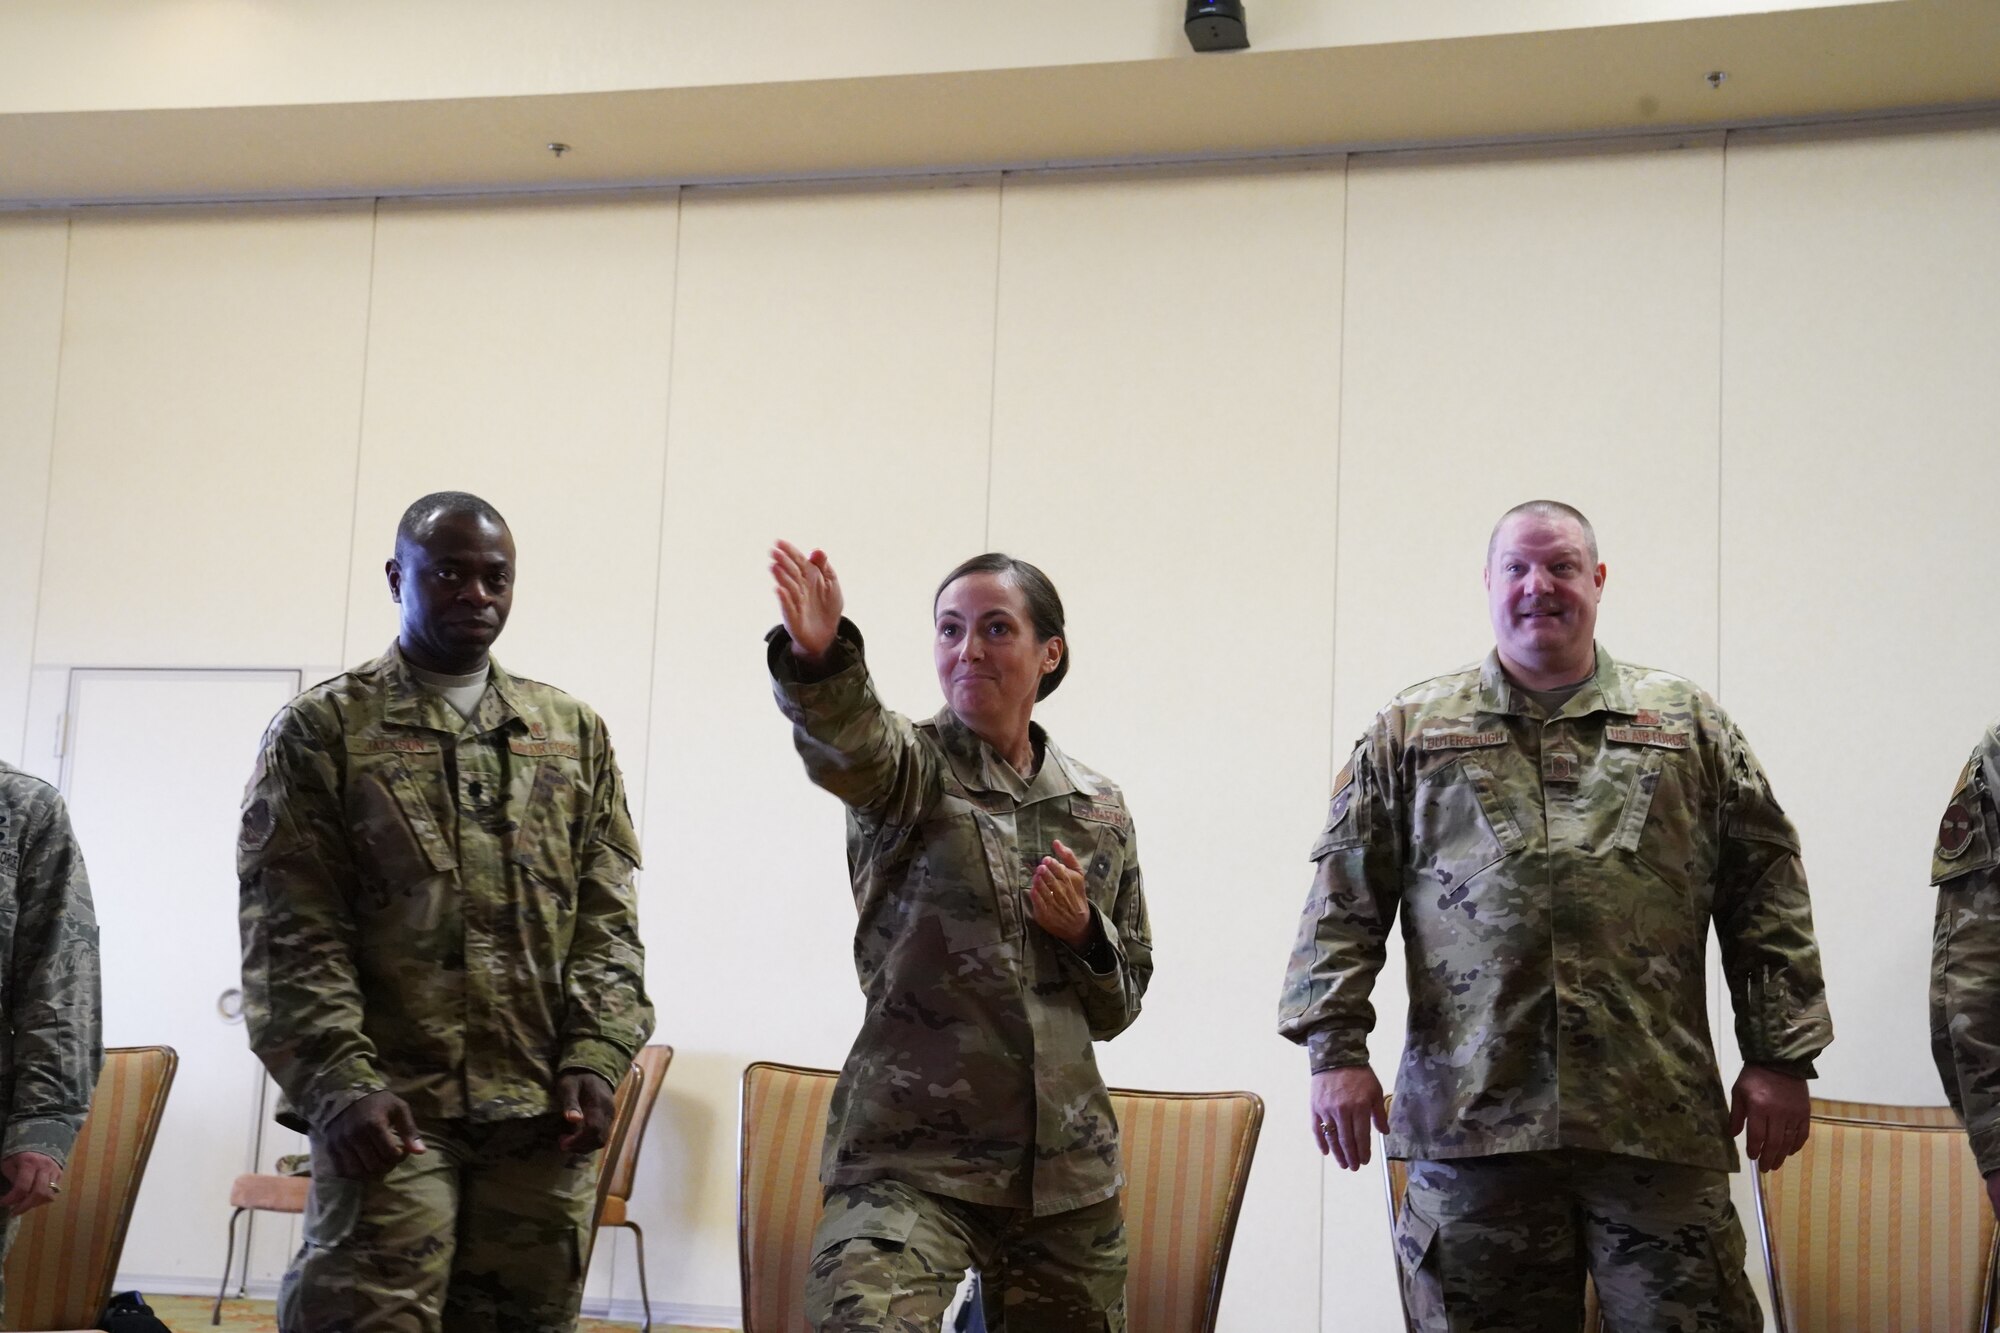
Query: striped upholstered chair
1752 1098 1999 1332
2 1045 179 1332
1108 1085 1263 1333
1379 1097 1601 1332
593 1045 675 1331
738 1062 840 1333
737 1064 1265 1333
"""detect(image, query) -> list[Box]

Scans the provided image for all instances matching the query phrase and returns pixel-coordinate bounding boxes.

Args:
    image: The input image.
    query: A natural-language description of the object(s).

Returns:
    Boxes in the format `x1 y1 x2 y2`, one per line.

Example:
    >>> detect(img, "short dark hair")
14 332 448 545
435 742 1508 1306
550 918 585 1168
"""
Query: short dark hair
396 491 508 551
934 553 1069 700
1488 499 1599 566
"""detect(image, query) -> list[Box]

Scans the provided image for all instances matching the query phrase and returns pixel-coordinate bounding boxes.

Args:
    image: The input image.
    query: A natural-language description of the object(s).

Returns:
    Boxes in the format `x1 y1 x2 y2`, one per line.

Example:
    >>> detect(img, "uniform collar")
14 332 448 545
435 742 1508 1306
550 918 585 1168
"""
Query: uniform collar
1476 644 1635 719
375 643 533 735
931 707 1097 803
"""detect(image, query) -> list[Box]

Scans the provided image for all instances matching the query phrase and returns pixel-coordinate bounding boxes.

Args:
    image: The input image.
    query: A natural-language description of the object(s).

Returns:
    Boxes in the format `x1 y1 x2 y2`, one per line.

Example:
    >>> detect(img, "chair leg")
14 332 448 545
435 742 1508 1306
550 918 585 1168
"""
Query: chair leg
627 1221 652 1333
213 1207 245 1325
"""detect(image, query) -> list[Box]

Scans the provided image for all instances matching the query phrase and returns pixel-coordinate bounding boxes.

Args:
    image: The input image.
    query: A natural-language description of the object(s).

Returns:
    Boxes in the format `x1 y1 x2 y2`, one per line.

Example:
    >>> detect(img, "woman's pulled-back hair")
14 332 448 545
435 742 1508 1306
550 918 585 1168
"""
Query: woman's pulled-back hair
934 553 1069 700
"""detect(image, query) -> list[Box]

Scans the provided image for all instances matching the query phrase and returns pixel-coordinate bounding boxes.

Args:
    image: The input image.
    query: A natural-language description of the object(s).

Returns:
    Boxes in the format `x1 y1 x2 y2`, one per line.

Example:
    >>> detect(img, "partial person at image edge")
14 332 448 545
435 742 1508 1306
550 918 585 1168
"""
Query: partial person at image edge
0 759 102 1321
1930 722 2000 1221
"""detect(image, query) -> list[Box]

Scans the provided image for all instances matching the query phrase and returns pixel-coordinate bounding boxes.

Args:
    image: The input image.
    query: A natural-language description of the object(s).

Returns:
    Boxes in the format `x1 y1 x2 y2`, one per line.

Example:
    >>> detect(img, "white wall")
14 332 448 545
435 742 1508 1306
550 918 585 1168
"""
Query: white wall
3 116 1996 1329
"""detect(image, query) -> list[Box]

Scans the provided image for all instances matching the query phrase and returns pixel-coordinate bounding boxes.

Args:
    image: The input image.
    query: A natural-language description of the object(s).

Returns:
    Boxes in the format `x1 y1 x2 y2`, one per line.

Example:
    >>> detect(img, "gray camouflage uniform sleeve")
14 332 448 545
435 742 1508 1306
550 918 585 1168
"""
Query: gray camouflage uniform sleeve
1931 744 2000 1174
768 619 943 827
1064 821 1153 1040
1279 730 1404 1072
5 789 102 1166
238 706 388 1132
558 720 654 1088
1712 721 1832 1075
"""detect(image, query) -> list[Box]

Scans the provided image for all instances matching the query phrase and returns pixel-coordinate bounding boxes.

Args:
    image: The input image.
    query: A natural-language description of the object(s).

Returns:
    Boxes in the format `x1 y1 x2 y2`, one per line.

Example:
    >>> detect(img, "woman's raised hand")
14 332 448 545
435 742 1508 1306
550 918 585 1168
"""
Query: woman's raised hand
770 540 844 661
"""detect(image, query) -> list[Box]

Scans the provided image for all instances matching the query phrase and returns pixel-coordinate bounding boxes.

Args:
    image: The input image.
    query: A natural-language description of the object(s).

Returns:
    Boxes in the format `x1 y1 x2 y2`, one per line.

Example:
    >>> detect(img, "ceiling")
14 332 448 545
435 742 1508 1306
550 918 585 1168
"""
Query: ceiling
3 1 1996 206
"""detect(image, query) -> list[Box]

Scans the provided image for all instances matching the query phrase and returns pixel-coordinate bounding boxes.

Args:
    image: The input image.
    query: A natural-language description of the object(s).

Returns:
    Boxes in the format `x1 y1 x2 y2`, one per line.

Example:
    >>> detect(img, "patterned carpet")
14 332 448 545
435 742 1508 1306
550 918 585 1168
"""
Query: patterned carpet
147 1294 725 1332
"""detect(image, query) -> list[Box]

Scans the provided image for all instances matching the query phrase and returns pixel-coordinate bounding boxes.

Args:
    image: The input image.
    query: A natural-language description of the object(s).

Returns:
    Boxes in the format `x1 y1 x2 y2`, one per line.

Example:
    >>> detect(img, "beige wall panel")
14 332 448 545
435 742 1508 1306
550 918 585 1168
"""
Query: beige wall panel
341 194 678 838
1336 142 1725 1316
1719 124 2000 1107
36 205 372 668
0 216 67 764
988 166 1345 1332
642 179 1000 1317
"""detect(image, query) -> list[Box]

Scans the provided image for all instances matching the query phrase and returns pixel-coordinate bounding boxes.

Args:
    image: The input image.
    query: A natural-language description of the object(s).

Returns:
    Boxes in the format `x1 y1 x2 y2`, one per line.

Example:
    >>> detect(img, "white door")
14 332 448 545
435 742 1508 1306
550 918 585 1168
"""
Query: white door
59 668 300 1290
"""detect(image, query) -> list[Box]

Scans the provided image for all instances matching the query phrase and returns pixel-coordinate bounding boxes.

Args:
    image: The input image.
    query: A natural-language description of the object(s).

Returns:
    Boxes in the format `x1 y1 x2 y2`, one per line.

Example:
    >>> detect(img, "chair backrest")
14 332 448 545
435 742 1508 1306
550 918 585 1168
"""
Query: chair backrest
736 1065 1266 1333
603 1044 674 1205
1109 1086 1263 1333
1379 1099 1600 1333
738 1062 839 1333
2 1045 178 1331
584 1060 646 1273
1753 1099 2000 1333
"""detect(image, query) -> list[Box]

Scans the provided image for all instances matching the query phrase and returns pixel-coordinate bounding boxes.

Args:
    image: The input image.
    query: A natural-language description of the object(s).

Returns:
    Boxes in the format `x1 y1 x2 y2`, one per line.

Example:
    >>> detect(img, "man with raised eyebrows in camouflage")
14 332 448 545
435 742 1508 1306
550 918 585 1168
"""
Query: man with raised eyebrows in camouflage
1930 724 2000 1221
0 760 101 1321
1279 499 1832 1330
238 492 651 1332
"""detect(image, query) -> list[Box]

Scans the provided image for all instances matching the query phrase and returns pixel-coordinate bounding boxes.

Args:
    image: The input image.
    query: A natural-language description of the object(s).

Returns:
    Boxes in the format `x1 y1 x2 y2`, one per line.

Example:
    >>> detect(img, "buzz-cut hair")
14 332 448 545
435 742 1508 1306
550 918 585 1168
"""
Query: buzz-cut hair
1487 499 1599 566
396 491 508 550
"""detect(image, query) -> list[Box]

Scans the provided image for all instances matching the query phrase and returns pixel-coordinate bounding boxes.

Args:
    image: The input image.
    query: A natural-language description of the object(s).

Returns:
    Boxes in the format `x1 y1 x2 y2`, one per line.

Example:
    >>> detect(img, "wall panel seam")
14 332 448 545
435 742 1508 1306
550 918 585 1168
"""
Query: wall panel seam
336 198 383 674
638 187 687 847
19 216 73 762
982 174 1005 552
1320 152 1353 1333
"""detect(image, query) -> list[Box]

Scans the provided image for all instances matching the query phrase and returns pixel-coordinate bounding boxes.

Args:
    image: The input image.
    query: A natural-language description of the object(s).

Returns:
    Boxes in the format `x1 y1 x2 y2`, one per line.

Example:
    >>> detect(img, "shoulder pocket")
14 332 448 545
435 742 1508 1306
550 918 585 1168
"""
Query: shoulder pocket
1310 762 1367 861
1932 781 1998 885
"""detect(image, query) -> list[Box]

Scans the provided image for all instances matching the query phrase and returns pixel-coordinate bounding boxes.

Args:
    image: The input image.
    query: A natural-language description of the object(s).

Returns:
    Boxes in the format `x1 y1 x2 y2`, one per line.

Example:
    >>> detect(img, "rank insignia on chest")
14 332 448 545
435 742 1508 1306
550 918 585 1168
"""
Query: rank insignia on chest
527 719 549 740
1938 799 1978 859
1632 709 1664 728
1543 749 1580 784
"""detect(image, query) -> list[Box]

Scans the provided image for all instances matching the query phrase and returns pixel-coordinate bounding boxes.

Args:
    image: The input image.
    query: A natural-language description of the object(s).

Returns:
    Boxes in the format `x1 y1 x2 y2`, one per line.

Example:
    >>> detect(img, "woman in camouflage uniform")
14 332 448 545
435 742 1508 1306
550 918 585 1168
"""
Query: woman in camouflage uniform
768 541 1153 1333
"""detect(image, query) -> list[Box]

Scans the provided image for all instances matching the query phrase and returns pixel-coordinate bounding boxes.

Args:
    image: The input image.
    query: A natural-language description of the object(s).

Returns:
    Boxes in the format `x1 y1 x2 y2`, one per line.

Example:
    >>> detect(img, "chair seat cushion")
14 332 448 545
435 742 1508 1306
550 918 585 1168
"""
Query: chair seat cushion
229 1173 311 1212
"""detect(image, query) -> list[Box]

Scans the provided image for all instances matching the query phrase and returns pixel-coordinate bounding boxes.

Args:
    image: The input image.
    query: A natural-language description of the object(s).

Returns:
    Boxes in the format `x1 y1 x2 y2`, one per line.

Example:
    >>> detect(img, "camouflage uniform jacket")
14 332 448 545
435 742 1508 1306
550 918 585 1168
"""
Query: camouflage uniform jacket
1279 646 1831 1172
1930 723 2000 1175
238 646 652 1134
770 622 1153 1216
0 762 102 1167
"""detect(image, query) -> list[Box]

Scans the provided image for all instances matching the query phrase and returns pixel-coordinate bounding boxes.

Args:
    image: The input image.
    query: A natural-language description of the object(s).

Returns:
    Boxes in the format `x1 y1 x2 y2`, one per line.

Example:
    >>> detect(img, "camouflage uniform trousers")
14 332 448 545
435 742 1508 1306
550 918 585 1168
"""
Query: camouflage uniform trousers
806 1180 1126 1333
280 1115 597 1333
1395 1149 1761 1333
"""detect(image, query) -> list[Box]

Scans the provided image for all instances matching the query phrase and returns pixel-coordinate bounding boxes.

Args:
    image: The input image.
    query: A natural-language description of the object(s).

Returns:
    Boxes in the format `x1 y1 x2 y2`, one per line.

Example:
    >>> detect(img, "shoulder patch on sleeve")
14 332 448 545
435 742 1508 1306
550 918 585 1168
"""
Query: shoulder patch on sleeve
1933 778 1998 885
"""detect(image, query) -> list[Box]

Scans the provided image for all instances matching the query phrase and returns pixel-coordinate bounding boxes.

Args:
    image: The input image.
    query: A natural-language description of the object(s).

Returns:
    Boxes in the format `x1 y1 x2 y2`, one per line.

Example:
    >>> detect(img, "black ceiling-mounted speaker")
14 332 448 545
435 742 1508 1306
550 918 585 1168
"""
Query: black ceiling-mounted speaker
1185 0 1249 52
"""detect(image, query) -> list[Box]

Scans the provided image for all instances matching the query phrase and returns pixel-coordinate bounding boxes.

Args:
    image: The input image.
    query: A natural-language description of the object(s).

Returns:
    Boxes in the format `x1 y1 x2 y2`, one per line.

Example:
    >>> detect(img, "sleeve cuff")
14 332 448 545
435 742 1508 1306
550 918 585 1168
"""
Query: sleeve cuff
1060 906 1120 977
1969 1118 2000 1177
559 1037 635 1090
299 1059 388 1135
767 620 864 687
1747 1057 1818 1081
1 1117 78 1168
1306 1027 1372 1073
